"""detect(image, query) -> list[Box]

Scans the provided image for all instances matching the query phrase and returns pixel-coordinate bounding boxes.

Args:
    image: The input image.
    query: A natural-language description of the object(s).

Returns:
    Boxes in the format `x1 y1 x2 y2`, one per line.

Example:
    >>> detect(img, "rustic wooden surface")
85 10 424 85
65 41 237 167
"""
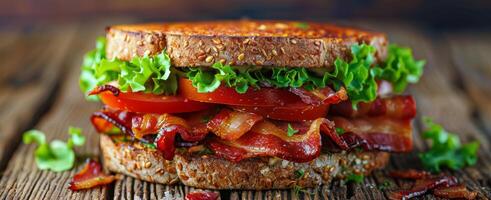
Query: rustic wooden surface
0 21 489 199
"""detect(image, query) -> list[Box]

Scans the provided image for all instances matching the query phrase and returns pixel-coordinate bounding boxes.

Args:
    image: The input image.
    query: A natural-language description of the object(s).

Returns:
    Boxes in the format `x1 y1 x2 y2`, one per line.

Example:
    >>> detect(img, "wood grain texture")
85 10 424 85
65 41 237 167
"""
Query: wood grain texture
0 24 108 200
0 21 490 200
359 22 491 199
446 33 491 136
0 26 72 169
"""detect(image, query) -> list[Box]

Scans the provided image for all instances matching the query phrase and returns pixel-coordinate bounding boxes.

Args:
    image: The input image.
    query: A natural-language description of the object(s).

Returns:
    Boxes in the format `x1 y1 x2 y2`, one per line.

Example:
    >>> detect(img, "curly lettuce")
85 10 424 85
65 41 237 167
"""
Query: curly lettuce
79 37 177 100
186 44 424 105
23 127 86 172
80 38 424 105
419 117 479 172
373 44 425 93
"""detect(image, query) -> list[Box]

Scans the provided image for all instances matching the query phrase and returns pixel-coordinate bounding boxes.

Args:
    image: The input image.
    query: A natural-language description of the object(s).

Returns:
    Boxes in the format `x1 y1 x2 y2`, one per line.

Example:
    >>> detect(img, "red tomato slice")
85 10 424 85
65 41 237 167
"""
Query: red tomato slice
232 103 329 121
179 78 330 121
99 91 212 114
178 78 301 106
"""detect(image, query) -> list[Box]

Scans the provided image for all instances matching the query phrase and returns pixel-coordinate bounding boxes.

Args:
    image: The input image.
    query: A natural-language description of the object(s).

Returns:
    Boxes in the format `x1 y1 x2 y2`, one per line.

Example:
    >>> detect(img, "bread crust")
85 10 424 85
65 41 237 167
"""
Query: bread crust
106 20 388 68
100 135 179 184
100 135 389 190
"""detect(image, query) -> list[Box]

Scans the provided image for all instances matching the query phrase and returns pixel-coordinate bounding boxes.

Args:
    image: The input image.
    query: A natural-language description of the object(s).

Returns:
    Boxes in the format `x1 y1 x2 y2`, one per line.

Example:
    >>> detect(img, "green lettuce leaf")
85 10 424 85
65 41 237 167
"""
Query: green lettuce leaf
185 44 424 106
80 37 424 105
23 127 86 172
373 44 425 93
329 44 379 105
419 117 479 172
79 38 176 100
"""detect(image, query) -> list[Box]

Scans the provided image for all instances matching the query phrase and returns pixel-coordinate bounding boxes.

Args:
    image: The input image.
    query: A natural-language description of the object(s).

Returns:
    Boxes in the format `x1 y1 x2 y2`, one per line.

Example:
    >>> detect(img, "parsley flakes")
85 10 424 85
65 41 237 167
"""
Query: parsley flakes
287 123 299 136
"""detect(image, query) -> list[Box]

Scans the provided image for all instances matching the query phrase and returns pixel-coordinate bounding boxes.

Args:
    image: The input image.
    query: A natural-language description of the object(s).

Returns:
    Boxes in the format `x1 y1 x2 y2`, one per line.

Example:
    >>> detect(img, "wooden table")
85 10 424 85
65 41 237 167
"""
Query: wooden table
0 20 490 199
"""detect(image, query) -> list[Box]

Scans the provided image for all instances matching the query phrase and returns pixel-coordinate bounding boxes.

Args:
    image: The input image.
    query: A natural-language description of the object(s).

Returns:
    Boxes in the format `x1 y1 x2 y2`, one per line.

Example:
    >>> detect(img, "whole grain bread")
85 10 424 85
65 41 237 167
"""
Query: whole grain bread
100 135 389 190
106 20 388 68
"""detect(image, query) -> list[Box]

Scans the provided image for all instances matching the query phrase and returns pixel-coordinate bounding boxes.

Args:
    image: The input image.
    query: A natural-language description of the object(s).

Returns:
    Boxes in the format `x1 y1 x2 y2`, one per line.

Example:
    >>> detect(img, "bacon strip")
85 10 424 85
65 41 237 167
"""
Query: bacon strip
330 95 416 119
207 108 263 140
185 191 219 200
69 159 117 191
433 185 477 199
91 108 414 162
208 118 334 163
388 175 459 200
289 86 348 105
330 116 413 152
91 109 139 140
389 169 432 180
89 84 120 96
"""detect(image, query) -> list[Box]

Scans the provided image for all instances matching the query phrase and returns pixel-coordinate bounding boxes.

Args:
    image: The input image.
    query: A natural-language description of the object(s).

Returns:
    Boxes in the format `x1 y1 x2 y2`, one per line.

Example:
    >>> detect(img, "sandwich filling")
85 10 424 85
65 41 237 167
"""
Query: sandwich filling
81 38 423 163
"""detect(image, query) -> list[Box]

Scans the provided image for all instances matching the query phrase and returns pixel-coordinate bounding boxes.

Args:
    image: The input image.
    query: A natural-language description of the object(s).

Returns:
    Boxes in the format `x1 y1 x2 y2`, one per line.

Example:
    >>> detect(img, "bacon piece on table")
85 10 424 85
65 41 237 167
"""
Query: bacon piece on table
69 159 117 191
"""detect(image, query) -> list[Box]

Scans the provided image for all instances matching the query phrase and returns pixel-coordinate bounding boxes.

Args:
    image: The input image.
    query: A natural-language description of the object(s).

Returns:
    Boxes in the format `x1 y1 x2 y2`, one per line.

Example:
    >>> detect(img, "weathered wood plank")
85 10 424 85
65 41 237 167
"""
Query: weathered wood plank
446 33 491 137
358 22 491 199
2 21 489 200
0 27 72 169
0 23 109 199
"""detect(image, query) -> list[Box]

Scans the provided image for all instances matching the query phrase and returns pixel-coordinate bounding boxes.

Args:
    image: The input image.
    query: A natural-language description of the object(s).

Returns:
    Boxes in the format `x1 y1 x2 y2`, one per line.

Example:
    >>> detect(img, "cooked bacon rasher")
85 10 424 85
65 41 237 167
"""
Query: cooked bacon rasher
91 101 415 163
69 159 117 191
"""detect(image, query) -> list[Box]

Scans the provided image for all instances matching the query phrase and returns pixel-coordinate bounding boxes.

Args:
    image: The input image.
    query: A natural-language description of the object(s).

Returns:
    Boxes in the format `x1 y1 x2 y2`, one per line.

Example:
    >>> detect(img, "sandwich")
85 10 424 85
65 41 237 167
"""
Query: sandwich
80 20 424 190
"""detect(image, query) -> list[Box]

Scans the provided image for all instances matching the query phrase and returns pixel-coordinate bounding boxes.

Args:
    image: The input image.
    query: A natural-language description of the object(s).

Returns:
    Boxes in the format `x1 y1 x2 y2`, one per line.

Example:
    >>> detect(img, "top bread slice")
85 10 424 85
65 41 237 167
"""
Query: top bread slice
106 20 388 68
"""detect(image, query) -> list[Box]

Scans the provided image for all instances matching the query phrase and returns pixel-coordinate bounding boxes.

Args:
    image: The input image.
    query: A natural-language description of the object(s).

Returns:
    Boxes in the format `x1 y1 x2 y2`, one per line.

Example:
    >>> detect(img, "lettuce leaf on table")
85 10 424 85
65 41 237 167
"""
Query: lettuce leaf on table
23 127 86 172
419 117 479 172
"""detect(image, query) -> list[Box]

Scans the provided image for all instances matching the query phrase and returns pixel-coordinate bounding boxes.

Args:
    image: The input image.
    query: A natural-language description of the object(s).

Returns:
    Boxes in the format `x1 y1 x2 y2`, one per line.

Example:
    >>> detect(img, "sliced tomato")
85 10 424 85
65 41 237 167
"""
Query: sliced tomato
178 78 302 106
179 78 331 121
232 103 329 121
98 91 212 114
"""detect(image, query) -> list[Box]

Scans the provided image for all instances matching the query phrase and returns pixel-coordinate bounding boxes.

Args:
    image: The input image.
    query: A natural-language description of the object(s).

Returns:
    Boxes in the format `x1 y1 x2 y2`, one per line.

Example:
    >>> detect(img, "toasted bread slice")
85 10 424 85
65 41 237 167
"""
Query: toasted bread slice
100 135 179 184
106 20 388 68
100 135 389 189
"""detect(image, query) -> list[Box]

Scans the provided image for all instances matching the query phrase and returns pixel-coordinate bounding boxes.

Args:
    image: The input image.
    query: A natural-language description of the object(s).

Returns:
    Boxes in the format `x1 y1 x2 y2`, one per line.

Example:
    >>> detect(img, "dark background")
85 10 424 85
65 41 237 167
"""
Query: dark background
1 0 490 30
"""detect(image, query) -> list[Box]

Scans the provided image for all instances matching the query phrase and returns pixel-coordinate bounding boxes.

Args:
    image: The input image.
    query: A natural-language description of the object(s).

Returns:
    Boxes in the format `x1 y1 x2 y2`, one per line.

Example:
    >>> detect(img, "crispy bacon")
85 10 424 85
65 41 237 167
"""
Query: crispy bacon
289 86 348 105
207 109 263 140
331 95 416 119
330 116 413 152
208 118 334 163
185 191 219 200
89 85 120 96
389 169 432 180
91 107 414 162
91 109 138 139
433 185 477 199
91 108 210 160
69 159 117 191
388 175 458 200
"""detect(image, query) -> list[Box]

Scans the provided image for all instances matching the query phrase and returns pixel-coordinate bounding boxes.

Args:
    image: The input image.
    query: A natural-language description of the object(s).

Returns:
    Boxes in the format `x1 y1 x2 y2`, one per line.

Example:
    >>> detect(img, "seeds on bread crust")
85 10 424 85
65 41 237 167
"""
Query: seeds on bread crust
100 135 389 189
106 20 388 68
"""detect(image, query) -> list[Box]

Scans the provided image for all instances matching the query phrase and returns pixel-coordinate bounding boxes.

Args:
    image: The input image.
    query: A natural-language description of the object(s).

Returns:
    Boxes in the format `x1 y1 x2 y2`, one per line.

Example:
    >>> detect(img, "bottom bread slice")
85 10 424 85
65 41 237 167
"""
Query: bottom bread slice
100 134 389 190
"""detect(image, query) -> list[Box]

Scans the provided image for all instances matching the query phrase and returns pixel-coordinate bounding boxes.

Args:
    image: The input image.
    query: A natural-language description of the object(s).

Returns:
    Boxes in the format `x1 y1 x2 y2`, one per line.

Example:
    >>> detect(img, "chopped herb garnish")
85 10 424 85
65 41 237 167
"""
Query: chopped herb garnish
196 146 214 156
294 169 305 179
419 117 479 172
201 115 212 123
345 173 365 184
378 180 392 190
293 185 314 197
335 127 345 135
142 142 157 149
294 22 309 29
287 123 299 137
